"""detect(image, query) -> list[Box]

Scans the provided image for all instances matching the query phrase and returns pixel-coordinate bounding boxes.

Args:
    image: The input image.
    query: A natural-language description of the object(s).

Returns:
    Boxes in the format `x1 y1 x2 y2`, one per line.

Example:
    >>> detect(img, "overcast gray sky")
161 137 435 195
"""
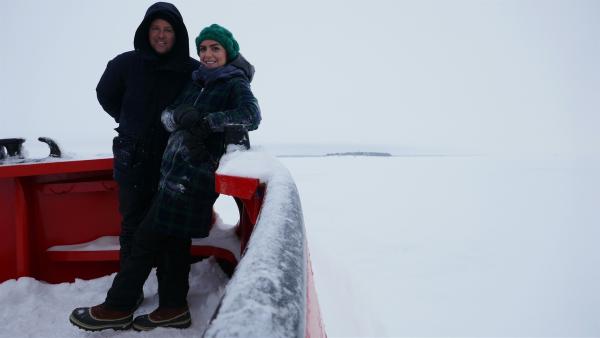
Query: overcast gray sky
1 0 598 156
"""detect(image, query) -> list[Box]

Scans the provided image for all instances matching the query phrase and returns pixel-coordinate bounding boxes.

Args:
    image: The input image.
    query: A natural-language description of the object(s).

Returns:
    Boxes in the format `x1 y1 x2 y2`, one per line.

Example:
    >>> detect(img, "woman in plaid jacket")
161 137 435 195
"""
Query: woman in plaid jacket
70 24 260 332
151 23 261 240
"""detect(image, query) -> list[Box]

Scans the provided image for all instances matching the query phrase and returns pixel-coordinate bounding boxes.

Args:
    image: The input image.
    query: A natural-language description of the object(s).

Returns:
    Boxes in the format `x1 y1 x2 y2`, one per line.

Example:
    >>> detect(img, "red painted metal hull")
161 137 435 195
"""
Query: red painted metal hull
0 158 119 283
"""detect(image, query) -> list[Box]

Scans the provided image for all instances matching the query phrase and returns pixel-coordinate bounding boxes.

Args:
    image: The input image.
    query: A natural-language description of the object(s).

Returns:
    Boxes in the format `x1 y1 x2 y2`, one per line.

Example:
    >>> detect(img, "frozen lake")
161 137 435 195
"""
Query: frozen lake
283 155 600 337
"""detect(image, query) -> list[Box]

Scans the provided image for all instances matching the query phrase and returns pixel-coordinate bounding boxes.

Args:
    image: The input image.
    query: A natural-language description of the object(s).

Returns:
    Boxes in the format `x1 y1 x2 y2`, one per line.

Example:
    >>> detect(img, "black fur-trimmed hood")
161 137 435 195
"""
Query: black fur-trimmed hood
133 2 190 66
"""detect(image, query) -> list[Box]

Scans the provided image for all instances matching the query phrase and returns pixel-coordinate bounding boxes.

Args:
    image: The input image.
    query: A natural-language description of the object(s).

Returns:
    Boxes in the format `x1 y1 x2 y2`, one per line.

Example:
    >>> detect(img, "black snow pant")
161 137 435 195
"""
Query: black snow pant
117 184 155 266
105 226 191 311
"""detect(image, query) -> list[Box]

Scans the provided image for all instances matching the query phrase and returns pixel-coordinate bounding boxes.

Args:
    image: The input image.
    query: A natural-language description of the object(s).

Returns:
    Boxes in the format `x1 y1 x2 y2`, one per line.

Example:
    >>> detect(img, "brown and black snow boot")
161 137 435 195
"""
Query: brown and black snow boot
69 303 134 331
132 306 191 331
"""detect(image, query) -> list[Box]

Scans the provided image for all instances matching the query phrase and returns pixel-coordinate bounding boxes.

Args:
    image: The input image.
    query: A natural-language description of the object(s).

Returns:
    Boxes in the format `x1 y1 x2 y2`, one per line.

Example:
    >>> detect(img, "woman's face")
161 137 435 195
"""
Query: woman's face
148 19 175 54
198 40 227 69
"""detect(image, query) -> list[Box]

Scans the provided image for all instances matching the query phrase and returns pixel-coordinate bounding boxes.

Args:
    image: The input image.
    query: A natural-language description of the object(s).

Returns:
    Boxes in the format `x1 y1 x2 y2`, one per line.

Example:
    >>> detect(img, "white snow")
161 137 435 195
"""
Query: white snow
217 145 290 182
289 154 600 337
47 236 121 252
0 258 228 338
192 214 241 261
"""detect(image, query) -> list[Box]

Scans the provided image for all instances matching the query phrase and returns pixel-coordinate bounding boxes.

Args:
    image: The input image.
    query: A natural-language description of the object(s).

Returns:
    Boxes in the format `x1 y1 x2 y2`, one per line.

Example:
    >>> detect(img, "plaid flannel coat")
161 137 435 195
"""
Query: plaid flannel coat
142 63 261 238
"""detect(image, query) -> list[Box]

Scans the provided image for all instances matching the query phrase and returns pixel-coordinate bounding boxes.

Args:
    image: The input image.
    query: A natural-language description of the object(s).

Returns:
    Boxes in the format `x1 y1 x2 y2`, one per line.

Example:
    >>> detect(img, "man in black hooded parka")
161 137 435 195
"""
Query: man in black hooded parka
97 2 197 269
69 2 194 330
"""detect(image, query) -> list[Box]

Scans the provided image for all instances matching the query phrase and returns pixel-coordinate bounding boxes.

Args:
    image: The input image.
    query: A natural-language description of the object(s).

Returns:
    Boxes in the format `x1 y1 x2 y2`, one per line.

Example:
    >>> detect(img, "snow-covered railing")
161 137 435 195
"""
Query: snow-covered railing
205 148 326 338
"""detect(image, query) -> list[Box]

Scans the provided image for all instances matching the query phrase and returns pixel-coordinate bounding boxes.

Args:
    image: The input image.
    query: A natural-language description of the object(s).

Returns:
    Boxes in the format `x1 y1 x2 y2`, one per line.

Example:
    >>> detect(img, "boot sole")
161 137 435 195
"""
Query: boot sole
69 313 132 331
133 318 191 331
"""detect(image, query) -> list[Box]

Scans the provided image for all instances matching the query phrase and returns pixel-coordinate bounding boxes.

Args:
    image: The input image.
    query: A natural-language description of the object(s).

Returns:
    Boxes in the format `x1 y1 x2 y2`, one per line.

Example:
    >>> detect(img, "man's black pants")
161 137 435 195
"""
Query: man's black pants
117 184 155 266
105 225 191 311
110 184 191 311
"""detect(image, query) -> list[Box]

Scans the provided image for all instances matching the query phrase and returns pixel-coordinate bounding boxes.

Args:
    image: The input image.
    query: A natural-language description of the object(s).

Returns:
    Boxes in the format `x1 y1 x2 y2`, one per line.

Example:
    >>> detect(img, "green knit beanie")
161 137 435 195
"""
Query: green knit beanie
195 24 239 62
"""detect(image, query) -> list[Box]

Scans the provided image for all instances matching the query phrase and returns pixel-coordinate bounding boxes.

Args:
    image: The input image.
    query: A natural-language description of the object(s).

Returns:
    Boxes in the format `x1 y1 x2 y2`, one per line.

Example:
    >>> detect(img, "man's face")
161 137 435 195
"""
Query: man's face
148 18 175 54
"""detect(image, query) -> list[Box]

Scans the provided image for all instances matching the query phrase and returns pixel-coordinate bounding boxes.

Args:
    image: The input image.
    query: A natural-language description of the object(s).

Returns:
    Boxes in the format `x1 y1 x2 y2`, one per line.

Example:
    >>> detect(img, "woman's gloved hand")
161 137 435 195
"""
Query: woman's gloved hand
174 104 202 129
161 104 205 132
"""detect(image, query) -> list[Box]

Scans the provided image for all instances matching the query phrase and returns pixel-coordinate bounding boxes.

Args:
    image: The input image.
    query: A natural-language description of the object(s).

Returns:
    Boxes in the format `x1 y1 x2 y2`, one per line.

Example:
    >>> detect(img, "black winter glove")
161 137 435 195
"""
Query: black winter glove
161 104 204 132
173 104 202 129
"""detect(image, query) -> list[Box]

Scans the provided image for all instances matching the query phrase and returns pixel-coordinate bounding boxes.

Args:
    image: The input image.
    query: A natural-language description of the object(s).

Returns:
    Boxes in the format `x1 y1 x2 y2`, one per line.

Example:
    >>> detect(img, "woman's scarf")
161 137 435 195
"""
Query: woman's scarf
191 63 245 87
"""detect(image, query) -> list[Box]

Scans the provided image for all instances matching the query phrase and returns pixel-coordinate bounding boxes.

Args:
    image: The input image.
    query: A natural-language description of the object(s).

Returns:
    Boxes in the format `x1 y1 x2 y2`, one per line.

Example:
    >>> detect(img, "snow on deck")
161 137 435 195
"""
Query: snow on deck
0 258 228 338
